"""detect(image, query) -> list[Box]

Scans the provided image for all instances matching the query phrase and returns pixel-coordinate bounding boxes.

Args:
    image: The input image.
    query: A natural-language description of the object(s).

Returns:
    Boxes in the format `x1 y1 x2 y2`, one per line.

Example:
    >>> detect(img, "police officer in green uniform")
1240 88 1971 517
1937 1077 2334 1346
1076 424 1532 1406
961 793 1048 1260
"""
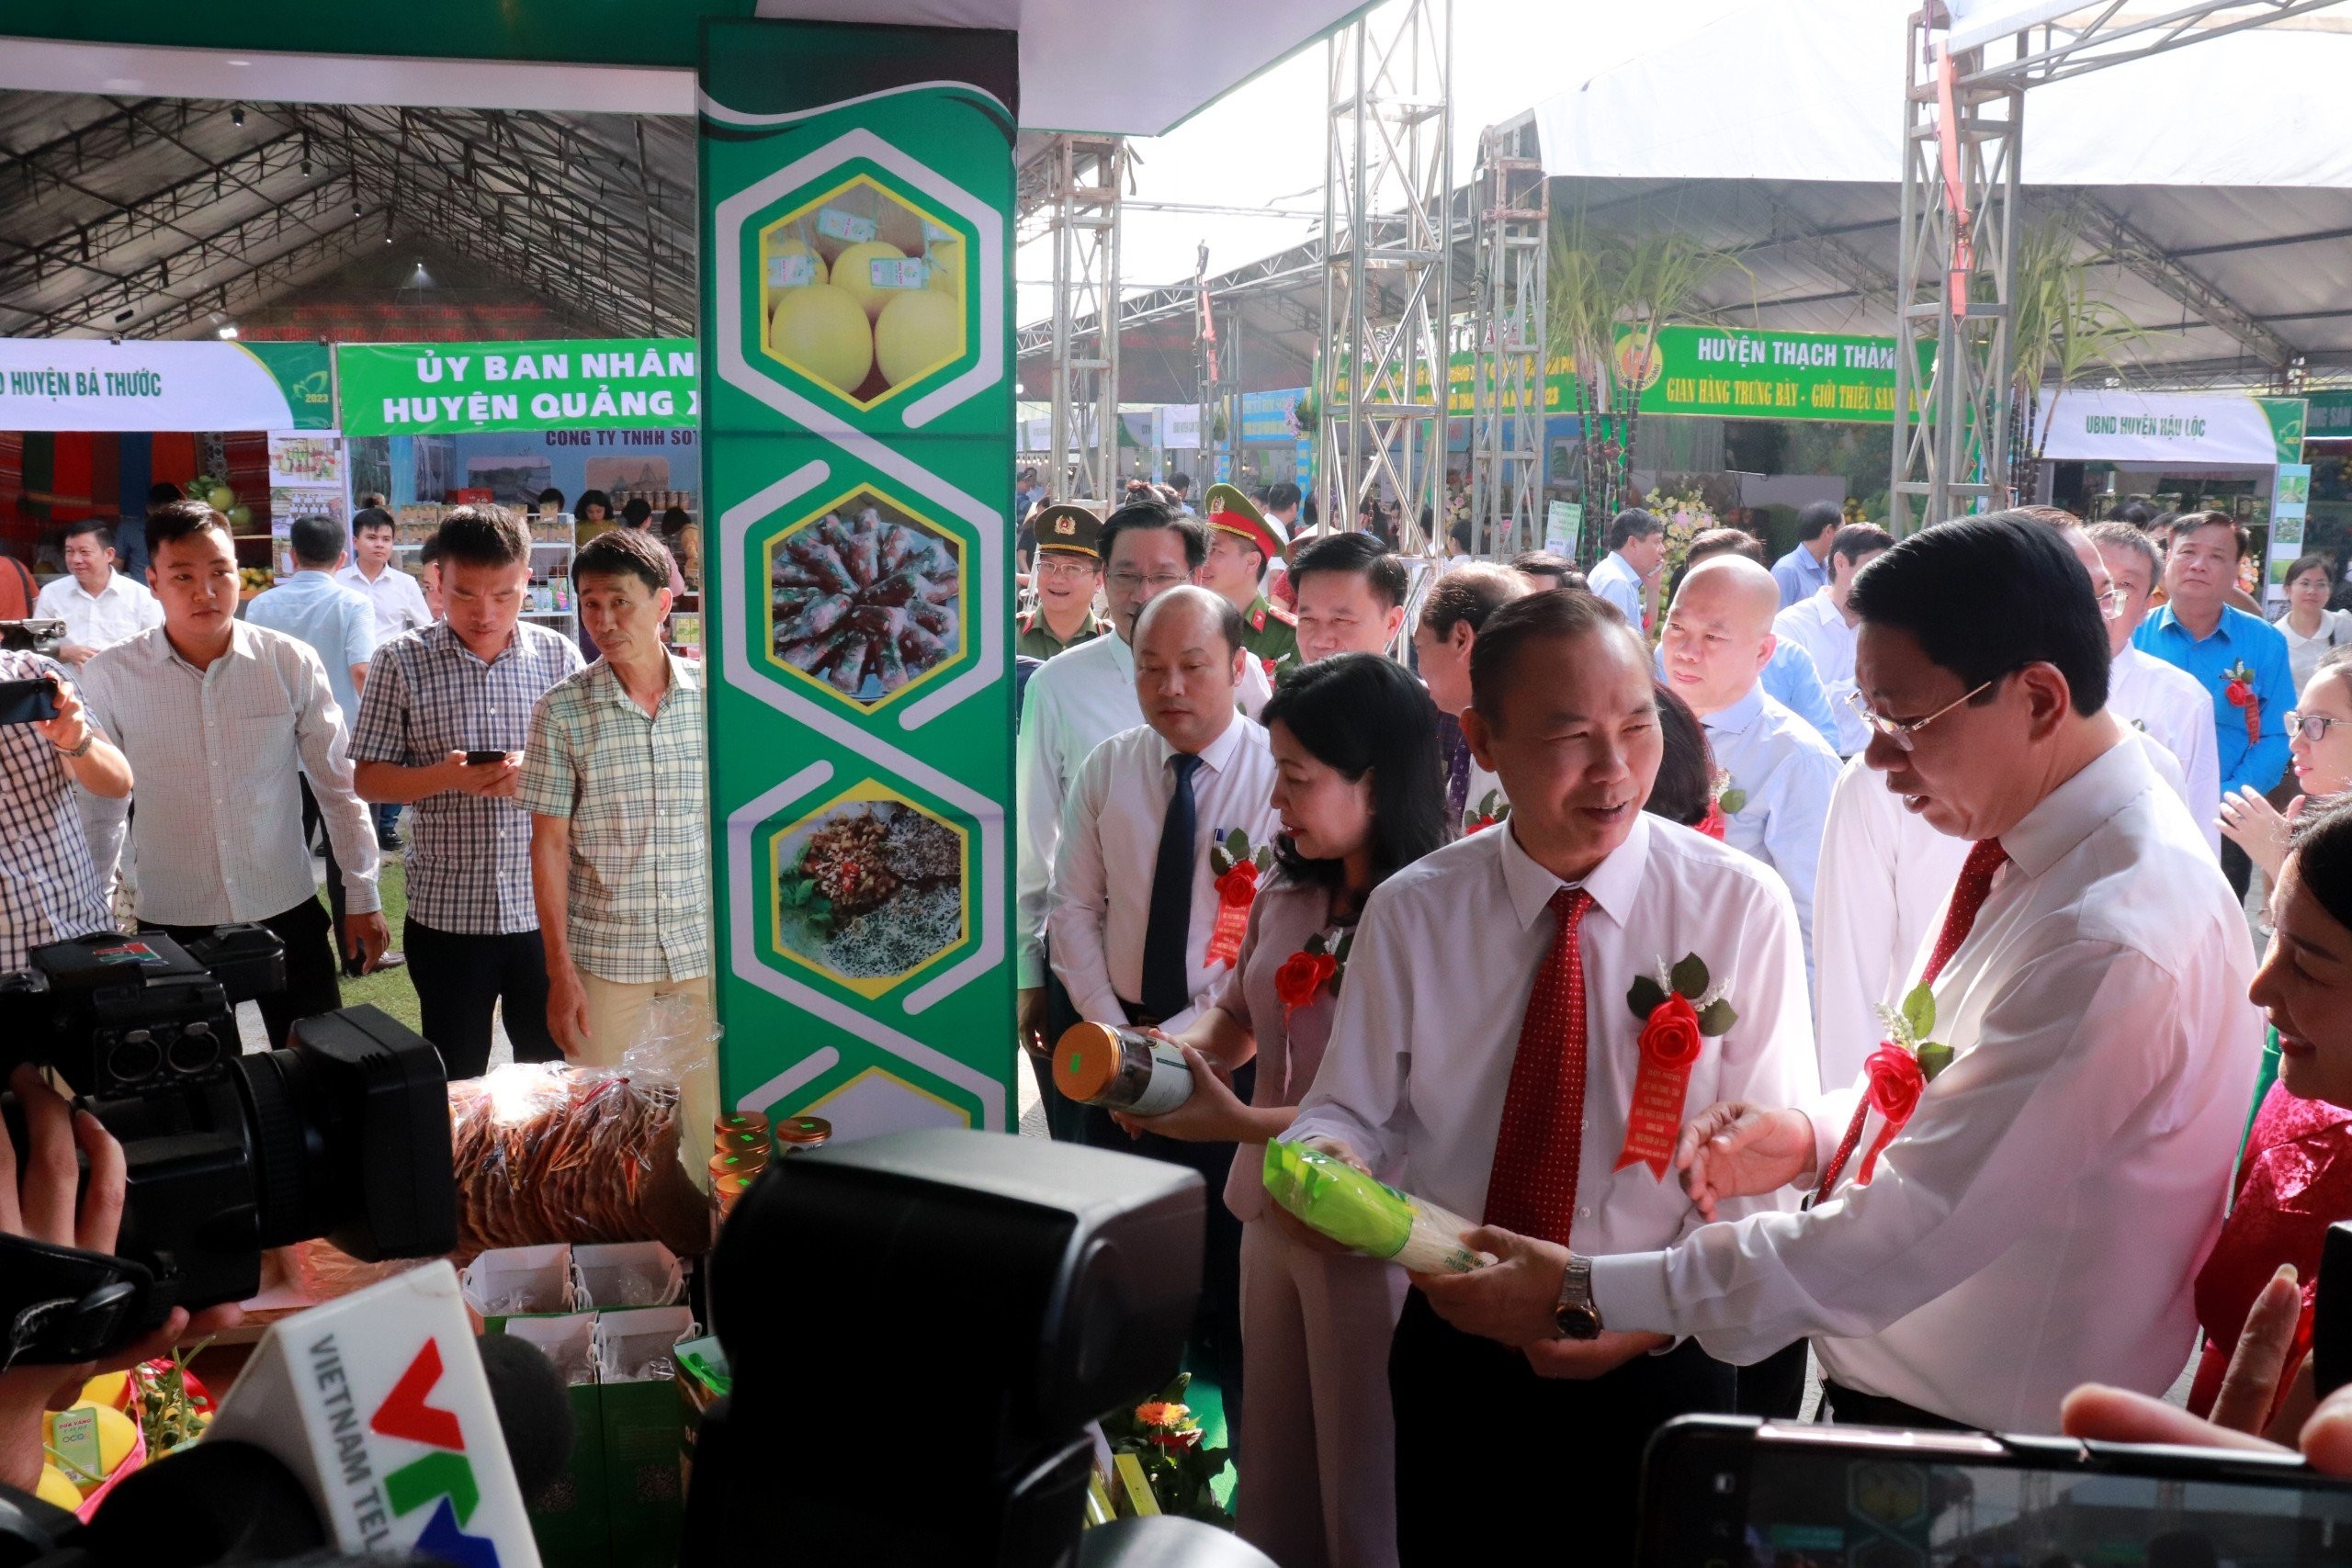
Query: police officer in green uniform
1016 502 1111 660
1199 482 1298 678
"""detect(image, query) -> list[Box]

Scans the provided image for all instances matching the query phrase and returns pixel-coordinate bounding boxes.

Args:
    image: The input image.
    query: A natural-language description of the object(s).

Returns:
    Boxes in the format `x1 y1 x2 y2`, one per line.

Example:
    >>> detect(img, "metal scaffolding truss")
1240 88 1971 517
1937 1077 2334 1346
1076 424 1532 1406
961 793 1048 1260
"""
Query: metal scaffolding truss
1951 0 2349 87
1024 134 1125 503
1317 0 1453 553
1464 119 1546 558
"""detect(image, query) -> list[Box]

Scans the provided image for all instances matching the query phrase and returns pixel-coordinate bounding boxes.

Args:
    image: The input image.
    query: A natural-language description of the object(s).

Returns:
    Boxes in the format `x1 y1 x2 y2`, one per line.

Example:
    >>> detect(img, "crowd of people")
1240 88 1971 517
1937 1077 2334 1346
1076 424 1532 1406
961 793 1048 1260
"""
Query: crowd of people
0 498 711 1091
1012 480 2352 1565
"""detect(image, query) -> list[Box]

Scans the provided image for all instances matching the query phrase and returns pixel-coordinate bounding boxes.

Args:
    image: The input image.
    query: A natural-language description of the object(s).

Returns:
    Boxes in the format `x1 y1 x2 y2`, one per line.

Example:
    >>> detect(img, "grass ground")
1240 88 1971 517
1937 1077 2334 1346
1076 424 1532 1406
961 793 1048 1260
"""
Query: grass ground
341 855 422 1032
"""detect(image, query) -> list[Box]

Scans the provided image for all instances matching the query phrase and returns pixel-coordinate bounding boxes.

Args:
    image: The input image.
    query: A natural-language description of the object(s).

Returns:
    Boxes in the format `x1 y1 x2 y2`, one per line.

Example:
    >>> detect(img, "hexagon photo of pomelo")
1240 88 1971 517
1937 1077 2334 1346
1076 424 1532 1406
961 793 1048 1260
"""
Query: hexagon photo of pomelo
756 174 967 408
765 485 965 709
770 781 970 998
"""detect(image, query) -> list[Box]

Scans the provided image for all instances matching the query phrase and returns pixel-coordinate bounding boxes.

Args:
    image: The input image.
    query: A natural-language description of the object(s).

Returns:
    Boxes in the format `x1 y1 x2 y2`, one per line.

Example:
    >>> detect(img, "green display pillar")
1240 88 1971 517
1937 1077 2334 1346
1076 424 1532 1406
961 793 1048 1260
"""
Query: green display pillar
699 20 1018 1135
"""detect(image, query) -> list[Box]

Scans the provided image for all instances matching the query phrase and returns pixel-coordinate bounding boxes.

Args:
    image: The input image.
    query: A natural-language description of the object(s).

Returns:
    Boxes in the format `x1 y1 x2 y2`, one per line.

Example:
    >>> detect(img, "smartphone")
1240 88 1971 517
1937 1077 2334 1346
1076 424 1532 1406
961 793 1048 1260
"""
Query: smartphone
463 749 511 766
1638 1414 2352 1565
0 677 59 726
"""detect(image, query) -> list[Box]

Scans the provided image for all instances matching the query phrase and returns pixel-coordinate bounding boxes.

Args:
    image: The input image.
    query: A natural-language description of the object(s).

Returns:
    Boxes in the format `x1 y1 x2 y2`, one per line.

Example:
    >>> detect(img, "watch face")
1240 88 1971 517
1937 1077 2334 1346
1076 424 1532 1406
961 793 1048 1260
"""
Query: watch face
1555 1305 1602 1342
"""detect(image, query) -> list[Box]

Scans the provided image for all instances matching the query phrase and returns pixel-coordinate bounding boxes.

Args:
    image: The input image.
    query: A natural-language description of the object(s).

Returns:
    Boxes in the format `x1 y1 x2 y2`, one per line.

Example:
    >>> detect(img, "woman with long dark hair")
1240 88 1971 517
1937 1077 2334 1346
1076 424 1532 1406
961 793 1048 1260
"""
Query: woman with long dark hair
1125 652 1445 1568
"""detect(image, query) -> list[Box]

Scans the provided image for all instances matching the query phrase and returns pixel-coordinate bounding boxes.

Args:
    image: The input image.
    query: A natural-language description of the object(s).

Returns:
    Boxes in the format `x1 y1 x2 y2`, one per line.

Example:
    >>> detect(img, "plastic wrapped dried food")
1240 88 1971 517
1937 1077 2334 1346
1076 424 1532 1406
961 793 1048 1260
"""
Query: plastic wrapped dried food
447 1007 718 1259
770 506 958 699
1261 1141 1492 1274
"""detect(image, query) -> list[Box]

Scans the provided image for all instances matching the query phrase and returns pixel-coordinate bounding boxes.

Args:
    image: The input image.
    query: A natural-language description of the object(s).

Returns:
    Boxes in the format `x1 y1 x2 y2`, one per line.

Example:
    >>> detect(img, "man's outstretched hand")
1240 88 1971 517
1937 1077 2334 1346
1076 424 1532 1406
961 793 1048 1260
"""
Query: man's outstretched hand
1676 1102 1818 1221
0 1065 243 1492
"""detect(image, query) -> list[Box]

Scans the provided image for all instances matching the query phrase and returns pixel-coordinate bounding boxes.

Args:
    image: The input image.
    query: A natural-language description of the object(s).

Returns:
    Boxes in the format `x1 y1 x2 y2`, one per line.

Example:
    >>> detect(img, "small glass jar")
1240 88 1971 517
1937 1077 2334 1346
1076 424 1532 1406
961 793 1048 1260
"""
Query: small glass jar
1051 1023 1193 1115
773 1116 832 1154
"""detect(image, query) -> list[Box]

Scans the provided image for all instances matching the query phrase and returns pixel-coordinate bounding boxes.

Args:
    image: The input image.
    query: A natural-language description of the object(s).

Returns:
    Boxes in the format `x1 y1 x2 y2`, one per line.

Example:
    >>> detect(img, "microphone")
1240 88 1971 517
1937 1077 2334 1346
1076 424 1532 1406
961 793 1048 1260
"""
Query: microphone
474 1333 574 1502
198 1260 545 1568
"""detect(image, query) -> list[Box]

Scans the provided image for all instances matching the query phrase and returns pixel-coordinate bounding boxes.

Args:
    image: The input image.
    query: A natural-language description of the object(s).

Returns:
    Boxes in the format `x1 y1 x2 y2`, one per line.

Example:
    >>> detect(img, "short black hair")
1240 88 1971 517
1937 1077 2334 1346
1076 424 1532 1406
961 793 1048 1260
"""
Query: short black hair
351 506 396 538
536 487 565 511
1509 549 1586 590
1099 498 1207 572
1848 514 2109 716
1292 531 1408 610
146 481 185 509
2109 499 2159 529
1608 508 1664 551
436 504 532 569
1684 527 1765 567
288 513 346 568
61 519 114 550
417 534 445 568
146 499 233 556
1830 523 1894 568
1261 653 1445 886
2174 509 2250 560
621 496 653 527
661 506 693 536
1263 482 1301 513
1168 472 1193 494
575 527 672 594
2086 520 2161 591
1418 562 1524 639
1794 501 1841 542
1646 682 1715 829
1469 581 1647 724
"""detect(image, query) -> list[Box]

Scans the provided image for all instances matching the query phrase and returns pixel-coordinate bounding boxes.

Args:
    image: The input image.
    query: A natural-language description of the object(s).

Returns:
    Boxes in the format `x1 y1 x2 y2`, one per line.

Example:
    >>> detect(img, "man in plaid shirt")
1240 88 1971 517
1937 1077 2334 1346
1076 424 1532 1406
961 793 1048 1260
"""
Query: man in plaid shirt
351 506 582 1077
0 649 131 971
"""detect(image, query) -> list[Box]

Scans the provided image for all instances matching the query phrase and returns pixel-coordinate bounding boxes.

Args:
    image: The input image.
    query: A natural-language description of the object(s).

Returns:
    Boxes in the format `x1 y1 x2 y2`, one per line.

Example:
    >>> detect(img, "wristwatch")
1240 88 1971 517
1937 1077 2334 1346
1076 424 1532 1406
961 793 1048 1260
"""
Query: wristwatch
1554 1251 1602 1340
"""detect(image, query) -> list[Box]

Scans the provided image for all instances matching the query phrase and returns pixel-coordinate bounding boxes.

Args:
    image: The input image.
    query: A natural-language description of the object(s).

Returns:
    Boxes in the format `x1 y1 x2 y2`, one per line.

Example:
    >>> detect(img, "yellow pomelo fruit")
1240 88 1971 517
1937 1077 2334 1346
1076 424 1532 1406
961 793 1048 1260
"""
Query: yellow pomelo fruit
875 289 964 388
926 237 964 300
767 283 873 396
81 1403 139 1474
831 240 908 321
762 236 826 301
36 1465 81 1509
80 1371 130 1410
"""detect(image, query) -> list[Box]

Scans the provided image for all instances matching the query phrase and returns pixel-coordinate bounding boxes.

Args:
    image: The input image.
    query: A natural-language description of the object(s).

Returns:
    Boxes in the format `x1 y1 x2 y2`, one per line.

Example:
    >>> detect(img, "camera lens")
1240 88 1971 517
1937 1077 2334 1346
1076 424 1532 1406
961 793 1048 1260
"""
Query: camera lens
167 1022 221 1076
107 1029 162 1083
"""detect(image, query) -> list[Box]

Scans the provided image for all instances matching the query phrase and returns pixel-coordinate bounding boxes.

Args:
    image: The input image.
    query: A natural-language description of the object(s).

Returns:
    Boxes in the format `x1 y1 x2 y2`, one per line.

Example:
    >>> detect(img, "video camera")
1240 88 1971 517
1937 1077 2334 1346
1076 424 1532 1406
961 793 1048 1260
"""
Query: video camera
0 619 65 658
0 928 458 1362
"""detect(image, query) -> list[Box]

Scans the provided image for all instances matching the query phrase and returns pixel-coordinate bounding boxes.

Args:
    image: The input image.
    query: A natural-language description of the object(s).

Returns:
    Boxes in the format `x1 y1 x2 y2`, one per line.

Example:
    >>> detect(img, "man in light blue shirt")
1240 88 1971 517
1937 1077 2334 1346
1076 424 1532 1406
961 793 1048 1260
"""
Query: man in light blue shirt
2131 510 2293 899
1662 554 1841 976
244 513 379 942
1586 507 1666 631
1771 501 1840 609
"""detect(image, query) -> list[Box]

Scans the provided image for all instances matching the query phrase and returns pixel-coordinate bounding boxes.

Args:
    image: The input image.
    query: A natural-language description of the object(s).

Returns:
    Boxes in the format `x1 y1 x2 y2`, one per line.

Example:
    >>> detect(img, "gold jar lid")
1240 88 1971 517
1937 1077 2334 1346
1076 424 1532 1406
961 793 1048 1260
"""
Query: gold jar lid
715 1128 767 1156
773 1115 832 1148
709 1150 767 1181
1050 1021 1122 1103
715 1110 770 1139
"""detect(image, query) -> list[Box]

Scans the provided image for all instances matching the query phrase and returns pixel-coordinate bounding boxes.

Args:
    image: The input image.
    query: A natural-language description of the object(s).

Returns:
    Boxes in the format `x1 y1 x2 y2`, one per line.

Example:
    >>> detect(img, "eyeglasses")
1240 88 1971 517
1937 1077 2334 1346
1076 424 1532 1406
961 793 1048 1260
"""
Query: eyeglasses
2094 585 2127 619
1035 557 1097 581
1845 678 1998 753
1107 570 1193 594
2286 711 2347 743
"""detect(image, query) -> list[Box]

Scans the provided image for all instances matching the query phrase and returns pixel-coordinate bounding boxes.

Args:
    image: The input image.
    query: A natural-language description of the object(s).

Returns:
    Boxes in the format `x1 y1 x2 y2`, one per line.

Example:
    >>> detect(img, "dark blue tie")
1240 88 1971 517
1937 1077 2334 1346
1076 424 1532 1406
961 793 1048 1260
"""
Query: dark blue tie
1140 751 1203 1021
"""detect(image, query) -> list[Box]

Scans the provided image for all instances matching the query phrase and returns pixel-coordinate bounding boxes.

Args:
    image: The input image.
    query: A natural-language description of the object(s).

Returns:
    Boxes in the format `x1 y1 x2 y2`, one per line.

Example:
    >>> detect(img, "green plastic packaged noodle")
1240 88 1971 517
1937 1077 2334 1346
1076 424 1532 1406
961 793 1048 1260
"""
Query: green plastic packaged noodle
1261 1141 1490 1273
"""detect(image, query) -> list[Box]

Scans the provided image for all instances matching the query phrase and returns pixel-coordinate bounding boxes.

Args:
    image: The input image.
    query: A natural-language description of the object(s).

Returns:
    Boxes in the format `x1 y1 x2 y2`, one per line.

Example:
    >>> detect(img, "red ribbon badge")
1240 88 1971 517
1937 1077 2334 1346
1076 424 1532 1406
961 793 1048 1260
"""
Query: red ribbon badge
1813 1045 1928 1201
1204 861 1260 966
1615 993 1705 1178
2224 663 2261 745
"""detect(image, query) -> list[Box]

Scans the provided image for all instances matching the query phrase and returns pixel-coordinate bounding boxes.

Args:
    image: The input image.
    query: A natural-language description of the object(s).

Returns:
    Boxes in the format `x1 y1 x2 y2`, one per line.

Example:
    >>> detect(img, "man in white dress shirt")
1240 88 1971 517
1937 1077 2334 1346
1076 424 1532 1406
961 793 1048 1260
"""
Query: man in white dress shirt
1412 562 1526 827
1289 531 1408 664
1585 506 1665 632
1283 588 1817 1563
1663 555 1842 976
1771 524 1891 757
335 507 433 850
1419 515 2260 1437
34 520 162 665
2092 520 2223 853
1049 584 1281 1425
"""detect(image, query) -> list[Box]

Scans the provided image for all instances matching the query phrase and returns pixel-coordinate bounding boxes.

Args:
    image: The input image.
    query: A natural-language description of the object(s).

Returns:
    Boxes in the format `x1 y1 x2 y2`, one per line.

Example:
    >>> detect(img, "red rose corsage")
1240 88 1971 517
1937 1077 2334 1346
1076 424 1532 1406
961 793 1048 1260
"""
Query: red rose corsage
1617 953 1738 1178
1274 929 1351 1025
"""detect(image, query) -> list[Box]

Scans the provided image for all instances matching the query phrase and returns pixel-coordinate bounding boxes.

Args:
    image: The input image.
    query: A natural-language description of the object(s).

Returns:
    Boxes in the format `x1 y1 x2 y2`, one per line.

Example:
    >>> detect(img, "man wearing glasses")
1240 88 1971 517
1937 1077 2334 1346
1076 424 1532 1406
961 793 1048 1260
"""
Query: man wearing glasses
1015 498 1269 1111
1415 514 2260 1438
1017 502 1111 660
2088 521 2222 856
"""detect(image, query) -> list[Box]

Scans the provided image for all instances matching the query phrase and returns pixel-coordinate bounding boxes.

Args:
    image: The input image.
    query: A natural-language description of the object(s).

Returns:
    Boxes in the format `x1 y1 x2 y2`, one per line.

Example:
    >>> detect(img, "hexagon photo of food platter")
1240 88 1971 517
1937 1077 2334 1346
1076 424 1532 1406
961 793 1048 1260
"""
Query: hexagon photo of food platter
764 484 966 710
768 781 970 998
754 174 968 410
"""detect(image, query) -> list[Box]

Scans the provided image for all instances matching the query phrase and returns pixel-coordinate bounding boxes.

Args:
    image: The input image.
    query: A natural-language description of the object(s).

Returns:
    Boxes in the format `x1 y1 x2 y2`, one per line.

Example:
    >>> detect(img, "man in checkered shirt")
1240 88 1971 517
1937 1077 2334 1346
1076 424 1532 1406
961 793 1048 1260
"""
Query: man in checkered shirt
351 506 582 1078
0 648 131 971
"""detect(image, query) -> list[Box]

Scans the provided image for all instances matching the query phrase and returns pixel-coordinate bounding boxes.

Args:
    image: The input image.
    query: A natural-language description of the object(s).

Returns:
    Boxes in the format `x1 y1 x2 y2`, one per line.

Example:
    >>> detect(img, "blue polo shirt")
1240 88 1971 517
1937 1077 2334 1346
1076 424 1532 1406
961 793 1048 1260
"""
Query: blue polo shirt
2131 601 2293 796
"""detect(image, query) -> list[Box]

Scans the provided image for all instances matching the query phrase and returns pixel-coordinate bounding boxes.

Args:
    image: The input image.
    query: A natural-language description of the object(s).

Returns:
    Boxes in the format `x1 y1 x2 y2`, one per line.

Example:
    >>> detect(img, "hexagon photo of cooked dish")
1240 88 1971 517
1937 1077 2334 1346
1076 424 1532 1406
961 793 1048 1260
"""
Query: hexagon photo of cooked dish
769 782 970 998
764 485 965 710
755 174 967 409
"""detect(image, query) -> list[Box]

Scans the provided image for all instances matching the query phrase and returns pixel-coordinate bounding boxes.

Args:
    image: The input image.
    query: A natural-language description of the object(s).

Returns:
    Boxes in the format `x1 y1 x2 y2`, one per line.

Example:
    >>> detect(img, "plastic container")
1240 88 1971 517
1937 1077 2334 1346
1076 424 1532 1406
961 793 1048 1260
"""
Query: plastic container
772 1115 831 1152
1261 1141 1490 1274
1051 1022 1193 1115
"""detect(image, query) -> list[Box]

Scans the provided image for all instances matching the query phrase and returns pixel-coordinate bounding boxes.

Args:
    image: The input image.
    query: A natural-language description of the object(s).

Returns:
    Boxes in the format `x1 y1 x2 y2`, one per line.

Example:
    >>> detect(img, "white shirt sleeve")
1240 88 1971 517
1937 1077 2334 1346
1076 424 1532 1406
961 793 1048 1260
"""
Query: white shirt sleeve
1684 877 1822 1244
1046 746 1125 1026
1811 762 1901 1089
1591 942 2192 1359
1284 885 1415 1176
1015 674 1063 988
1758 744 1838 972
2179 704 2222 855
286 641 384 916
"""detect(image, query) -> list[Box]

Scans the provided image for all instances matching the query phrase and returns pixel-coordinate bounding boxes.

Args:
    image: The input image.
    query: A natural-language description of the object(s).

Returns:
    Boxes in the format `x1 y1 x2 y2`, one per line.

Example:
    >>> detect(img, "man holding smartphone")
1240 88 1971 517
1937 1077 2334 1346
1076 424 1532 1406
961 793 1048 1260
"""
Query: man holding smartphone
350 505 581 1079
0 649 131 972
1411 517 2261 1437
78 502 389 1046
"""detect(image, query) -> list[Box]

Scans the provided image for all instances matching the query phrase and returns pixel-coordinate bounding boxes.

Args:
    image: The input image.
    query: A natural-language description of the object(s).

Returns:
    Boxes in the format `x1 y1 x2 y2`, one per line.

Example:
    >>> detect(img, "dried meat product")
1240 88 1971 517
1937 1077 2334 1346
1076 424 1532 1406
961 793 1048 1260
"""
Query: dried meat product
776 593 852 645
768 502 960 699
447 1066 707 1259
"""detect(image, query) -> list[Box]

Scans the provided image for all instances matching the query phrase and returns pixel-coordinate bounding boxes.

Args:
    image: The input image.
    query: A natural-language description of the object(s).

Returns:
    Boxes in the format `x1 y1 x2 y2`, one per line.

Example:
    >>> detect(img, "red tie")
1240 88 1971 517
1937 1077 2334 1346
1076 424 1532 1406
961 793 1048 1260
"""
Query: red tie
1485 887 1594 1246
1922 838 2008 987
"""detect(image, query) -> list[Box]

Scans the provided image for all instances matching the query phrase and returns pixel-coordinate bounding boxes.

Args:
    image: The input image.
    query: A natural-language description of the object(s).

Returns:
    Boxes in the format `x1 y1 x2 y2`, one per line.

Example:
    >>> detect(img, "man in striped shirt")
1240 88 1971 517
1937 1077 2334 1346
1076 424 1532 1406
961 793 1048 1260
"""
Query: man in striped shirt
352 505 582 1079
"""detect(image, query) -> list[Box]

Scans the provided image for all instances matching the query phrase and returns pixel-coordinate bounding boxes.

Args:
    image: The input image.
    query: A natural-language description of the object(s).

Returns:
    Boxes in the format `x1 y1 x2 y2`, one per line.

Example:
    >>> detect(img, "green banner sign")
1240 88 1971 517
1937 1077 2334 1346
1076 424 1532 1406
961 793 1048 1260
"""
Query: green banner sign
1617 324 1918 423
700 21 1017 1136
336 338 698 434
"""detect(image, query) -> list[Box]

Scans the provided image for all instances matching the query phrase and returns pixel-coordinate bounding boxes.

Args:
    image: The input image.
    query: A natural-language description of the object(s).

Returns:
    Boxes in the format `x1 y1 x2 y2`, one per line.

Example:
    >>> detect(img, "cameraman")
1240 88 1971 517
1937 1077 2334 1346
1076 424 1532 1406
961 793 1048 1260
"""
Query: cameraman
0 1065 242 1493
0 648 129 972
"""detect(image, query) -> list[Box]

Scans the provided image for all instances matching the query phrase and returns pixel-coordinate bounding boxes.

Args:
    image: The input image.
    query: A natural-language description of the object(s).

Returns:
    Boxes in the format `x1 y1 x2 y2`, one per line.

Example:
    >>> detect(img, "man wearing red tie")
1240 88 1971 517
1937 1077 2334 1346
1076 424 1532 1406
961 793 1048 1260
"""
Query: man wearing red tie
1283 589 1818 1562
1419 516 2263 1438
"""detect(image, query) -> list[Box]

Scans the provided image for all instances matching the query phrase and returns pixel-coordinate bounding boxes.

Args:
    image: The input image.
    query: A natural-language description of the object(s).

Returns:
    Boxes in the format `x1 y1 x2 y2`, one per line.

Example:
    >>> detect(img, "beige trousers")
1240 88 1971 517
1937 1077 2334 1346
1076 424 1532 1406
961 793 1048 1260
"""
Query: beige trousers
573 968 717 1185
